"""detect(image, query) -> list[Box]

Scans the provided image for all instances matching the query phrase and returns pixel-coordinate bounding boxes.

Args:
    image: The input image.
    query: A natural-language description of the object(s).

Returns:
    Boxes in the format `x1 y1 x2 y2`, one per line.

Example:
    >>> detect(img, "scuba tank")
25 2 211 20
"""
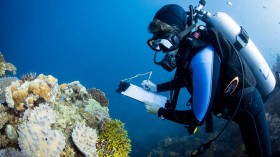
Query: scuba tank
201 12 276 97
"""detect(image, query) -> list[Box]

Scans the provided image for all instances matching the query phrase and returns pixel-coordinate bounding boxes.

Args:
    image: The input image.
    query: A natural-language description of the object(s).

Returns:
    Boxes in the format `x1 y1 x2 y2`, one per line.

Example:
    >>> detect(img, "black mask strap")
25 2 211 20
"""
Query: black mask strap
178 24 196 40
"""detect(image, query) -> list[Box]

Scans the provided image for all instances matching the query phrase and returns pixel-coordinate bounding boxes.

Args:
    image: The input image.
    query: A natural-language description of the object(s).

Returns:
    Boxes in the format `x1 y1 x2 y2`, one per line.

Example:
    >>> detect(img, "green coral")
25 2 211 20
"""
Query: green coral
97 119 131 157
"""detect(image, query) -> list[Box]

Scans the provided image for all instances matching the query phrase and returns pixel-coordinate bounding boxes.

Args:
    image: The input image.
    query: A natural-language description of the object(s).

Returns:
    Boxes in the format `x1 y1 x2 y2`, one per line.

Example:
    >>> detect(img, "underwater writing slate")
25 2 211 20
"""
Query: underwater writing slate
116 82 167 107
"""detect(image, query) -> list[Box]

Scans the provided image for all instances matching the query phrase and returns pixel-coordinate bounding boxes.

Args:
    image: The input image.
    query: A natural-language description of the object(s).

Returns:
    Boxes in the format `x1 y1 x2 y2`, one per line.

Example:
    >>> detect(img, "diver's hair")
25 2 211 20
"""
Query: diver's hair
148 19 180 35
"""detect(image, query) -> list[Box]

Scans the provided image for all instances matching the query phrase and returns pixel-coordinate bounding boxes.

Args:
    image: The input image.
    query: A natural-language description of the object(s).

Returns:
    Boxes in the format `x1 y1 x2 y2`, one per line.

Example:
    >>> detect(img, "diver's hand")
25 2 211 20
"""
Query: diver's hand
143 101 160 115
141 80 157 92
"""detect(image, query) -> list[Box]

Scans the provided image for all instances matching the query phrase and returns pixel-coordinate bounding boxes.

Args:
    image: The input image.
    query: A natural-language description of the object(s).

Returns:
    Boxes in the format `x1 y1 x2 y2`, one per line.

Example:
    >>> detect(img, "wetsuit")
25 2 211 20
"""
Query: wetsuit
156 27 272 157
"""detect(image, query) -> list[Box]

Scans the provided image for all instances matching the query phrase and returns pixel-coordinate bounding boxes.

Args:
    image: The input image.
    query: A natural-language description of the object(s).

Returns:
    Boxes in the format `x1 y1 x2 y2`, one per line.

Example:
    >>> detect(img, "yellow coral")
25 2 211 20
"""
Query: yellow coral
59 83 67 89
37 74 46 80
12 89 28 111
46 75 57 86
29 81 51 101
97 119 131 157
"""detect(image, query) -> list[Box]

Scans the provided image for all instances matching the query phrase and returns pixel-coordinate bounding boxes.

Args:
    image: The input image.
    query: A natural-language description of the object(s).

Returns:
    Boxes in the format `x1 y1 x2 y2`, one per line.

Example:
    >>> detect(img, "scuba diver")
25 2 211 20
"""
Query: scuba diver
141 2 278 157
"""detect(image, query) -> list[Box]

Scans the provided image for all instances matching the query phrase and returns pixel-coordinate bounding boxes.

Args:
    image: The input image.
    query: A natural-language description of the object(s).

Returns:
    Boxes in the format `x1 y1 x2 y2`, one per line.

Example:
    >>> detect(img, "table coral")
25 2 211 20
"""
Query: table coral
72 123 98 157
18 103 66 157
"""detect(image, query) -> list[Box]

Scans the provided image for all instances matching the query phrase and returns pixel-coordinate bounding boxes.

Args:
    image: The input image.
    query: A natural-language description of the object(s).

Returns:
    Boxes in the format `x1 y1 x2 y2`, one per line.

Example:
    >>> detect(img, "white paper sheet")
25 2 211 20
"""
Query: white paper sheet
121 83 167 107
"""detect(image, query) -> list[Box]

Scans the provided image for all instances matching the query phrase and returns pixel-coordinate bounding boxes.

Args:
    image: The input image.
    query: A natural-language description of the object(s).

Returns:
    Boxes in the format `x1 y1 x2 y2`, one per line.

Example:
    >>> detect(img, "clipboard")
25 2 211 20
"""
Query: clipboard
116 81 167 107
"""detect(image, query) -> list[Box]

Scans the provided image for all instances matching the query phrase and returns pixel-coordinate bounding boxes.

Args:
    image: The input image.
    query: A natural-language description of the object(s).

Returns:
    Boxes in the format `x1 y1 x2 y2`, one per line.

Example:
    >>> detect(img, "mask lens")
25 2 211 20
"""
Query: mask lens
148 39 161 51
147 34 178 52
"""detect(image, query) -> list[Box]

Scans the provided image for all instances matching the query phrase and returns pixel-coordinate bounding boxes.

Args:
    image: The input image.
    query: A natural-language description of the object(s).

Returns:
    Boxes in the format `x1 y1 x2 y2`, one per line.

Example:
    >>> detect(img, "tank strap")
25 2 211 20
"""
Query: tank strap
233 26 249 51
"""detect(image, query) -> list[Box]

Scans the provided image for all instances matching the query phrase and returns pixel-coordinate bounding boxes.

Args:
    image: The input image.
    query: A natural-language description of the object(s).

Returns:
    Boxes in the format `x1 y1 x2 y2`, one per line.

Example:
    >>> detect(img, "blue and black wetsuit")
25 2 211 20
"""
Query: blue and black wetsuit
156 27 272 157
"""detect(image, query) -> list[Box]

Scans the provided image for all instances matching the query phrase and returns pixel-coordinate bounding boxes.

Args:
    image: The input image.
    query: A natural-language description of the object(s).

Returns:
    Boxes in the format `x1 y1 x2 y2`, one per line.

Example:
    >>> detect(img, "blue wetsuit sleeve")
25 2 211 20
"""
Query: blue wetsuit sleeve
190 45 214 122
158 45 220 125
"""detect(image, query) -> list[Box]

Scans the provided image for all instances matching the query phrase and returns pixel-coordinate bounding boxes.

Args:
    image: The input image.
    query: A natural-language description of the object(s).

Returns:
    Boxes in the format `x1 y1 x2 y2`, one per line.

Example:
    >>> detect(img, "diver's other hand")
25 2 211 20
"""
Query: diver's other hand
143 101 160 115
141 80 157 92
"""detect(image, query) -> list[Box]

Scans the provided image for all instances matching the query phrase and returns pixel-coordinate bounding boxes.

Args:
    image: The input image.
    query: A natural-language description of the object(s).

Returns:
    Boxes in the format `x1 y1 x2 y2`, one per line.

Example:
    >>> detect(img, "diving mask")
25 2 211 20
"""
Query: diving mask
147 34 180 52
154 49 178 72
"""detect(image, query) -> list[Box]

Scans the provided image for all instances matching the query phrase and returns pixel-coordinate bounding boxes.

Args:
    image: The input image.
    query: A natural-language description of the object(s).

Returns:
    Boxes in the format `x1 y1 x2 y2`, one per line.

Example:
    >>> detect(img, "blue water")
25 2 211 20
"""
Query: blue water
1 0 280 156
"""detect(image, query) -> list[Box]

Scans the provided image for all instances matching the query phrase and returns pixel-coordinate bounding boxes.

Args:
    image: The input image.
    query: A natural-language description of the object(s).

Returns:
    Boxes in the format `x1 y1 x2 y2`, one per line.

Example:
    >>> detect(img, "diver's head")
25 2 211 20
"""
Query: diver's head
147 4 188 71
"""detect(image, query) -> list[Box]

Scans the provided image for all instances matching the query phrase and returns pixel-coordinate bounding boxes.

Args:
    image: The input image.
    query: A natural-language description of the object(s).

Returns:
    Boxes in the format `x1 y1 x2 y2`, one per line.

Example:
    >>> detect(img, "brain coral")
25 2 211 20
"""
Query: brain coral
18 103 66 157
72 123 98 157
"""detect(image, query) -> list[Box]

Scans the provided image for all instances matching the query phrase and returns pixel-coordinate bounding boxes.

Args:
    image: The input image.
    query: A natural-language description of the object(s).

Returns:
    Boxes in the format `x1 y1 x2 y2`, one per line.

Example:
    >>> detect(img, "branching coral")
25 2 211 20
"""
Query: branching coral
21 72 37 83
88 88 109 107
97 119 131 157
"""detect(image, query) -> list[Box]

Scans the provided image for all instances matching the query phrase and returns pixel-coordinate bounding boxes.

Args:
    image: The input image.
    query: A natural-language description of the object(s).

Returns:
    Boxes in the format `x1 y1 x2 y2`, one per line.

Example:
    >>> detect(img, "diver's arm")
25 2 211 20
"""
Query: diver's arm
157 81 173 92
157 79 186 92
157 45 219 125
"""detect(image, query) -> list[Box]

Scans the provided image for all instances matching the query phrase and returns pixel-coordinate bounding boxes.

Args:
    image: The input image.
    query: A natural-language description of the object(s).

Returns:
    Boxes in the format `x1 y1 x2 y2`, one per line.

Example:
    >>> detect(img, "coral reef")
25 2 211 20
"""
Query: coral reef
0 77 18 104
88 88 109 107
58 81 90 106
21 72 37 82
0 135 9 148
84 98 110 122
0 52 16 76
5 74 59 110
0 105 9 130
0 52 131 157
0 148 23 157
72 123 98 157
266 113 280 153
5 124 18 142
97 119 131 157
18 103 66 157
147 118 247 157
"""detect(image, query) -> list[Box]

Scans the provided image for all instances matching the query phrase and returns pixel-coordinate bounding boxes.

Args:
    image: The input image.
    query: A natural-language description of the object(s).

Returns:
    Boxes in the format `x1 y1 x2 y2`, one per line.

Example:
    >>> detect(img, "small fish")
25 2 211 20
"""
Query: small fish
227 1 233 6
